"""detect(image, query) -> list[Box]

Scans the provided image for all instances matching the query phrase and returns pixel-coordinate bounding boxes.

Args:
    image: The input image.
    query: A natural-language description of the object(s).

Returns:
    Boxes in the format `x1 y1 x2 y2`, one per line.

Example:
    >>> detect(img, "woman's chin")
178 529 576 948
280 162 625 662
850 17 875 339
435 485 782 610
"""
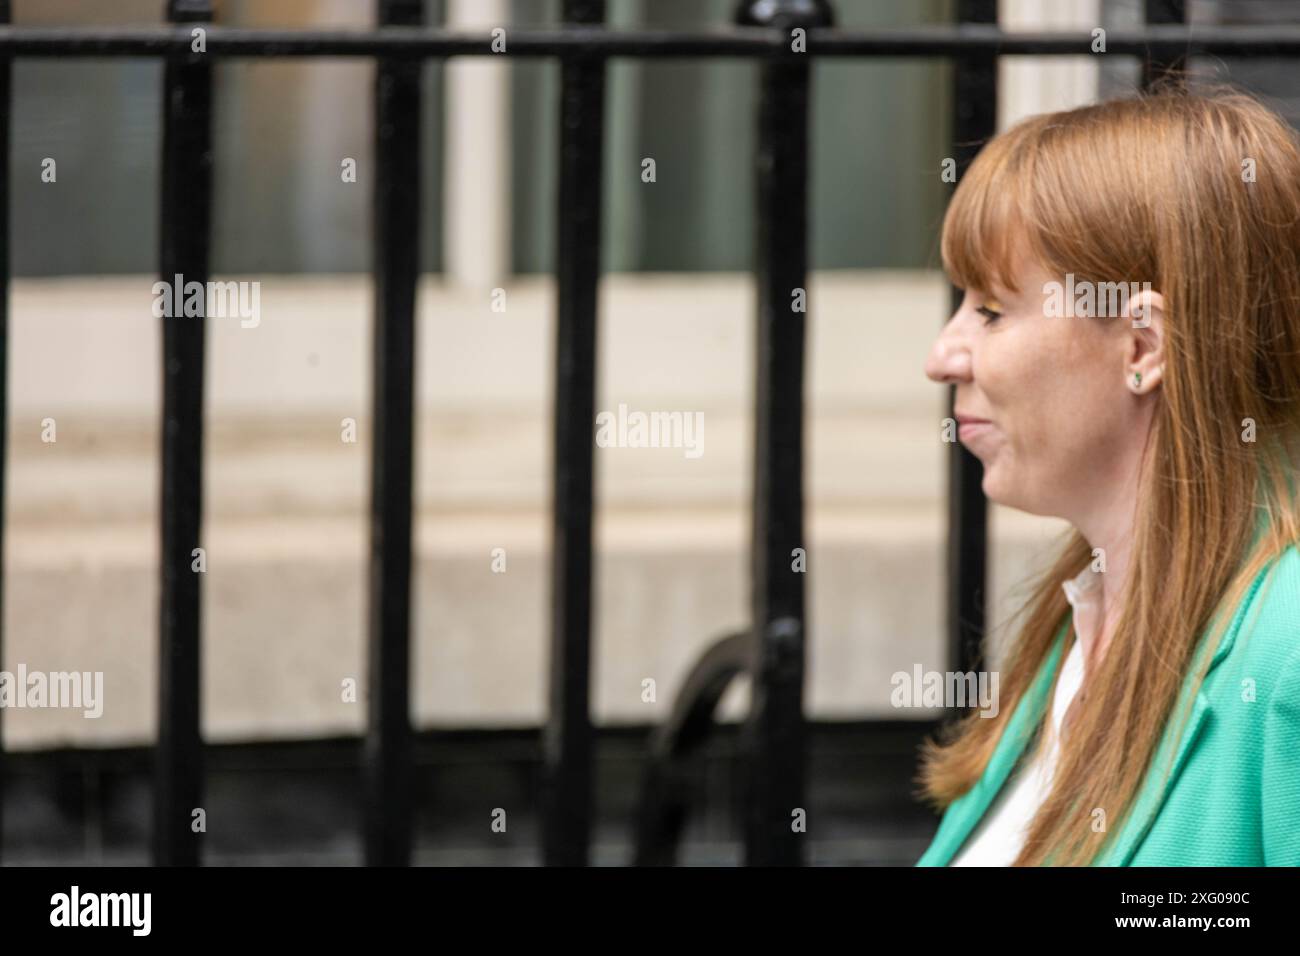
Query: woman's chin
975 454 1039 514
979 463 1014 508
981 470 1057 519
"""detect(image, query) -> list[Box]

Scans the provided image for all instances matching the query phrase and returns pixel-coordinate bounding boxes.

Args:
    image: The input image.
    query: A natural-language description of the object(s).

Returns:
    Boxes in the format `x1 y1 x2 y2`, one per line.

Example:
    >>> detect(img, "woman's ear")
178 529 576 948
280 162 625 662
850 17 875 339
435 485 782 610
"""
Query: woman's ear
1124 288 1165 393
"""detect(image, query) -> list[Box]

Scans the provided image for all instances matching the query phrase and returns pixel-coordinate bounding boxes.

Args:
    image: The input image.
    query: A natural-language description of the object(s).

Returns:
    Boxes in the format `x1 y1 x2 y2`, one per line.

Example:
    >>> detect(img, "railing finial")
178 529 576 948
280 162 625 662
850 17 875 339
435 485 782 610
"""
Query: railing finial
377 0 423 26
735 0 834 30
166 0 212 24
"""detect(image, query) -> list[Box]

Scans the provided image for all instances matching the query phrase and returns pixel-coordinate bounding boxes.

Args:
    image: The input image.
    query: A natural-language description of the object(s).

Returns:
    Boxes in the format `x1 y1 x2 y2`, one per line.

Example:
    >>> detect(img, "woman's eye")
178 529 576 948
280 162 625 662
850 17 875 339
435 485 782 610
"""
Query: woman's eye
976 303 1003 324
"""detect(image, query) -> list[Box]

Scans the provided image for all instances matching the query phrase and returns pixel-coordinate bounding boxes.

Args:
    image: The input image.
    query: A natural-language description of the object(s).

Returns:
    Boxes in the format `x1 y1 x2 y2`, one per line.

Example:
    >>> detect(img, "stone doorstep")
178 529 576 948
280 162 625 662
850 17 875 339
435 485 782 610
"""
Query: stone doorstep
1 271 1063 751
9 271 949 417
6 407 948 522
2 502 1069 751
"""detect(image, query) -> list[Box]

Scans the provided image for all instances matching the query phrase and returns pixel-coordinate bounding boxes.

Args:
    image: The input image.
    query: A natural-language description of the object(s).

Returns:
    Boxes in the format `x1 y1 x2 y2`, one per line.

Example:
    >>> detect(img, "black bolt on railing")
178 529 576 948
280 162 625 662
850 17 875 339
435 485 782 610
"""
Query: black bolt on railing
364 0 424 868
543 0 606 869
154 0 213 868
946 0 995 687
0 0 10 866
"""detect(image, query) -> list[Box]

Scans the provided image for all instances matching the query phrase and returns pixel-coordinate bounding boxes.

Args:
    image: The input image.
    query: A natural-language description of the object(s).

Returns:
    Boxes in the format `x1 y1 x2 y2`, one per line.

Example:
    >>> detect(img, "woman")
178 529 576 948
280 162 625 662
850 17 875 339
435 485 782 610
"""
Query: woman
916 88 1300 867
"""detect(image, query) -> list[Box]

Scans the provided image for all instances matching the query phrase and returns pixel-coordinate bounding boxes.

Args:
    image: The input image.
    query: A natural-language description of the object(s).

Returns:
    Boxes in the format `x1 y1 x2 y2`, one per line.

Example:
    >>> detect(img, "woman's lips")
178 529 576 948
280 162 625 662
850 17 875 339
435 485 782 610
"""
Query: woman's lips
955 416 993 446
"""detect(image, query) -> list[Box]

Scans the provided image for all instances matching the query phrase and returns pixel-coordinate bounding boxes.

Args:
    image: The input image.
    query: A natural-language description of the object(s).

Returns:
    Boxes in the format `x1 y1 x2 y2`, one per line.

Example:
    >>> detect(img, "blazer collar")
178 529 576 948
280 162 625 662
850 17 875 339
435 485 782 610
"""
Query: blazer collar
914 619 1070 866
916 557 1269 867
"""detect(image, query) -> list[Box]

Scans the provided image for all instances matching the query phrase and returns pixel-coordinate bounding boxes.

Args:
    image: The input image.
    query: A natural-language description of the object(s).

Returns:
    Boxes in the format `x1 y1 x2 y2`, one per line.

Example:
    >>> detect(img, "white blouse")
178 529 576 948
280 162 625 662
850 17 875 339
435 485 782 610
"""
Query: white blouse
949 566 1098 866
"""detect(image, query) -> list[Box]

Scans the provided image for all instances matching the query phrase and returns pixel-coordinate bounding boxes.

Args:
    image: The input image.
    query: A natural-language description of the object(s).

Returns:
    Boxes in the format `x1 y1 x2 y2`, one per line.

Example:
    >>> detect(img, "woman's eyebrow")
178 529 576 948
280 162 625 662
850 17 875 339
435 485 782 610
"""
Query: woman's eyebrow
974 285 1010 303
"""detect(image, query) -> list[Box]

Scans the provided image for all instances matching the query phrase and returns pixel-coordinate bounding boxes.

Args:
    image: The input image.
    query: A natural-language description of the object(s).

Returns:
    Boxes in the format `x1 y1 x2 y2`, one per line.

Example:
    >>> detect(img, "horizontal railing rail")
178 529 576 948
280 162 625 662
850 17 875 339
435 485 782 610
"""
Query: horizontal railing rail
0 25 1296 58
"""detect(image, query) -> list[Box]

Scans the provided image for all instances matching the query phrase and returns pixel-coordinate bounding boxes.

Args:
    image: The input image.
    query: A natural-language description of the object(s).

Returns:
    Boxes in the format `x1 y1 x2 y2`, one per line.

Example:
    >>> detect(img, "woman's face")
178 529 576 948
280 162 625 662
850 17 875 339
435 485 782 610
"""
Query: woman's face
924 245 1149 522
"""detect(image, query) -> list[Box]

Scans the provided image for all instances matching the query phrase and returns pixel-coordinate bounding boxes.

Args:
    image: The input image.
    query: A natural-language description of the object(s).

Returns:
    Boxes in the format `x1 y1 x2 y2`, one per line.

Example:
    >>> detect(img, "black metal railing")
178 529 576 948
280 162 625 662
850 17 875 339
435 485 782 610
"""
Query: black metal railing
2 0 1289 867
0 0 8 868
153 0 212 870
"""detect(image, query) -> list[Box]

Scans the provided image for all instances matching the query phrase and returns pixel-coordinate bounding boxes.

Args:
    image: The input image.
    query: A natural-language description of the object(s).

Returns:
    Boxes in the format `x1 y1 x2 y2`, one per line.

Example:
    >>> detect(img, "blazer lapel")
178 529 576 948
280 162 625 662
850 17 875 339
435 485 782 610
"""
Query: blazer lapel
1096 560 1268 865
1094 690 1210 866
916 621 1070 866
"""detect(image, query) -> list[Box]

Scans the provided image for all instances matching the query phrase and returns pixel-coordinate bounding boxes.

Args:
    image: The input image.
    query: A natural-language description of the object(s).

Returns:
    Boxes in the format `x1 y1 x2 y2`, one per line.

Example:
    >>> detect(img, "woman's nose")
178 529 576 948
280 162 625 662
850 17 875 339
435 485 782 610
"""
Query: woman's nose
925 316 973 384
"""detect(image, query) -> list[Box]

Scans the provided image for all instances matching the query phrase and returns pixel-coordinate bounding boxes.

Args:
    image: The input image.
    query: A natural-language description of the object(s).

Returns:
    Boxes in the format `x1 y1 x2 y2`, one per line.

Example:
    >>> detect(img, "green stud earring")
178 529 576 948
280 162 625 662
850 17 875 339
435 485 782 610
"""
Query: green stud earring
1134 371 1142 388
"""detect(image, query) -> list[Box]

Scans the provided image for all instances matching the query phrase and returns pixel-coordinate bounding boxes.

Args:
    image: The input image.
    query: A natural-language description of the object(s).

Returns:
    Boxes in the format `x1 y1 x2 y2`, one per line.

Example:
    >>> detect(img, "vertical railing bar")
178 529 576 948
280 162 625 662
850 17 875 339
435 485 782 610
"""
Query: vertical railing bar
1143 0 1188 88
0 0 10 865
364 0 423 867
945 0 996 691
543 0 605 868
736 0 832 867
154 0 213 867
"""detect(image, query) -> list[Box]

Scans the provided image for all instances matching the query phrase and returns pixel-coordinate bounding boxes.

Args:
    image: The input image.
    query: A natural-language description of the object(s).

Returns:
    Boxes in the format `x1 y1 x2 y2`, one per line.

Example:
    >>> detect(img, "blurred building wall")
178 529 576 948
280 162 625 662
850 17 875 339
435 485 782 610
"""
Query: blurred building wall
10 0 949 276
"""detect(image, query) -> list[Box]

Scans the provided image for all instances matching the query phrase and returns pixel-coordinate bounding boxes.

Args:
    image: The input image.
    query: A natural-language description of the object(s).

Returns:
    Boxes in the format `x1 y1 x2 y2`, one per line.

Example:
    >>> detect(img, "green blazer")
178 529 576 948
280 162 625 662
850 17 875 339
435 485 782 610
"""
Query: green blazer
916 543 1300 866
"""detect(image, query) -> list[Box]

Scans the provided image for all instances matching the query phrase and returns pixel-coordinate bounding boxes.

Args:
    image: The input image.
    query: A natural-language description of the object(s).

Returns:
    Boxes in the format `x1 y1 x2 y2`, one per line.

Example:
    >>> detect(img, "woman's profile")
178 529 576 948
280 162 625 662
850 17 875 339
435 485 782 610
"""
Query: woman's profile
917 87 1300 867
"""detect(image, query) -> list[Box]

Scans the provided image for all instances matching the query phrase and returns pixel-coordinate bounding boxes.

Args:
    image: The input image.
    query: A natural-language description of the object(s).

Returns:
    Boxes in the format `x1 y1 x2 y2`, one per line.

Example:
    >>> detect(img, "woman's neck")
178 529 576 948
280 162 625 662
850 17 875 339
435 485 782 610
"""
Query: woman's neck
1071 486 1139 678
1086 533 1130 672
